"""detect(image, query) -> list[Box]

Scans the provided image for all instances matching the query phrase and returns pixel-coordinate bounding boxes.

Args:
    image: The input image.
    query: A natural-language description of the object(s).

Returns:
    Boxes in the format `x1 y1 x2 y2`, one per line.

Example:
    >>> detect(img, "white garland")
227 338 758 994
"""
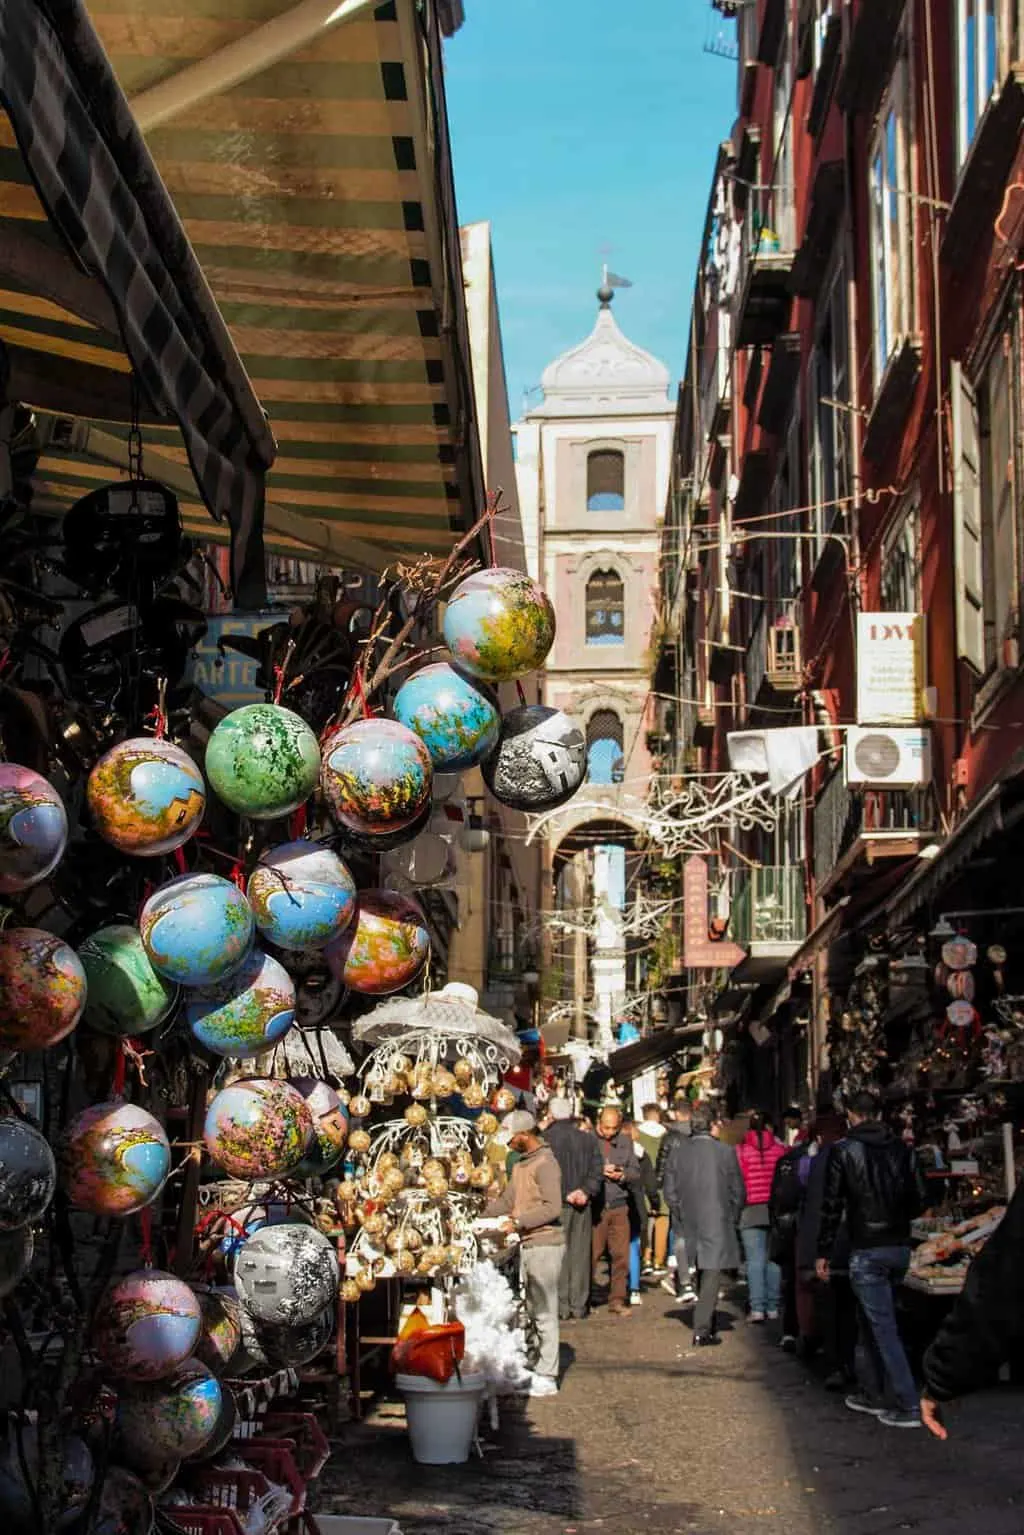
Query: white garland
454 1260 530 1393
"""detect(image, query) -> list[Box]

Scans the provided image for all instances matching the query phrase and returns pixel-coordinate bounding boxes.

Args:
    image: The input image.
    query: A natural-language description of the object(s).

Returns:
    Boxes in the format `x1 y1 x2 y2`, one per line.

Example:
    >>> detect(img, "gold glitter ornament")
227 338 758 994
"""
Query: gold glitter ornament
493 1087 517 1113
349 1095 371 1119
476 1111 499 1135
470 1164 493 1190
355 1269 377 1293
404 1103 429 1128
336 1179 359 1202
395 1249 416 1275
452 1059 474 1087
431 1068 457 1098
462 1082 486 1109
348 1128 372 1154
340 1278 361 1303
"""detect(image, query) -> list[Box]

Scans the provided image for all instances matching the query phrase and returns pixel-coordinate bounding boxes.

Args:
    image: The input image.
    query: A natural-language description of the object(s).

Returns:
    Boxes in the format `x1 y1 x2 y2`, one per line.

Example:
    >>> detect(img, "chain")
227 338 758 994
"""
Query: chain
128 376 143 506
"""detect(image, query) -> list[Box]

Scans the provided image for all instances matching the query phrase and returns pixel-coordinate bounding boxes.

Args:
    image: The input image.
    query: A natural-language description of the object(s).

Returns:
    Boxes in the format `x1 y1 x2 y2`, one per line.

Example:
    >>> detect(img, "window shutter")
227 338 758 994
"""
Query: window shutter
951 360 985 672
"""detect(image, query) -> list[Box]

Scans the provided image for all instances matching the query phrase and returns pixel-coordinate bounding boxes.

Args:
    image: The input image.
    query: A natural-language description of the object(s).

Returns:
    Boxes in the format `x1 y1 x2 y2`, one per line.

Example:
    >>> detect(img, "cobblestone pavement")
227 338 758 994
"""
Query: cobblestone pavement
318 1284 1023 1534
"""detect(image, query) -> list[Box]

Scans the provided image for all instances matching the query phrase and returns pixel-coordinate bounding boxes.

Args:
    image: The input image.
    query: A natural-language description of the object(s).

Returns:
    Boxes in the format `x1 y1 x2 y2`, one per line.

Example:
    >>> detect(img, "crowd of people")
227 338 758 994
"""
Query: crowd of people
488 1085 1024 1434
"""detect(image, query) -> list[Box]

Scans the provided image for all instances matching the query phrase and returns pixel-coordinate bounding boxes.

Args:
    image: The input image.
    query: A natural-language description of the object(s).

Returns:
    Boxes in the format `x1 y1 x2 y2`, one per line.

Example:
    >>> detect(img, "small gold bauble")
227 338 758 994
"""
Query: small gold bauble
336 1179 359 1202
422 1157 446 1179
395 1249 416 1275
452 1059 474 1087
404 1103 429 1128
386 1073 408 1097
362 1211 390 1239
401 1226 425 1253
377 1151 399 1172
349 1095 372 1118
335 1087 351 1106
340 1278 362 1303
424 1177 449 1199
476 1111 499 1136
493 1087 517 1113
383 1168 406 1197
348 1128 372 1154
470 1164 492 1190
462 1082 486 1109
355 1269 377 1293
446 1244 464 1268
432 1068 457 1098
385 1229 407 1253
392 1054 413 1075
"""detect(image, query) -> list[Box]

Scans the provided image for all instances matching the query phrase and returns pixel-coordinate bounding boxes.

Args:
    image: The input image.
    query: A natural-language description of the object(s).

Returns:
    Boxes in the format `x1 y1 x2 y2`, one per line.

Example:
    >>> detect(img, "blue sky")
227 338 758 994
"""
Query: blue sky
443 0 738 416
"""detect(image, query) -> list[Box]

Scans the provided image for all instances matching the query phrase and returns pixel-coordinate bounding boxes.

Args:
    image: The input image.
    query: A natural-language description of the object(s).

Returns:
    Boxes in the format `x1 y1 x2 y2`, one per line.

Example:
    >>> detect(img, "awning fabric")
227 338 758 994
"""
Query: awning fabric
0 0 276 605
608 1021 704 1084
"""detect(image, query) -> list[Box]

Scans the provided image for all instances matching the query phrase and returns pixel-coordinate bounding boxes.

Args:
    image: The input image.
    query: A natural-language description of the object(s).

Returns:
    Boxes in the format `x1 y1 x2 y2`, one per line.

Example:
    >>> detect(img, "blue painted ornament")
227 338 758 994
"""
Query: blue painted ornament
117 1360 222 1465
443 566 555 682
93 1270 202 1382
321 718 432 836
140 873 254 987
0 764 68 894
393 662 501 771
186 949 295 1058
87 737 205 858
247 841 357 951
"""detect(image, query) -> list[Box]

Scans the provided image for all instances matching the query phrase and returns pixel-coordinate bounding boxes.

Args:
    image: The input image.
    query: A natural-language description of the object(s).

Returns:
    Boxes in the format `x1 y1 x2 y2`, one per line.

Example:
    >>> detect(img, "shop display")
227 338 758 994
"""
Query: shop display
93 1271 203 1381
0 928 87 1052
86 737 205 857
140 873 255 987
116 1361 222 1464
292 1077 349 1176
247 840 357 950
326 888 430 995
321 718 433 836
204 703 321 819
233 1222 339 1327
79 925 179 1038
186 949 295 1058
0 764 68 894
203 1078 313 1179
191 1286 243 1376
60 1102 171 1217
0 1120 57 1230
480 703 587 810
393 662 501 771
442 566 555 682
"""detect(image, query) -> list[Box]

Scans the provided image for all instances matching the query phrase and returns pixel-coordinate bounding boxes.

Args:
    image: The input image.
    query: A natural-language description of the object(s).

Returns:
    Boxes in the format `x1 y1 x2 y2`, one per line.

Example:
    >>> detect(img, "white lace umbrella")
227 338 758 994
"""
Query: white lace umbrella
352 982 522 1075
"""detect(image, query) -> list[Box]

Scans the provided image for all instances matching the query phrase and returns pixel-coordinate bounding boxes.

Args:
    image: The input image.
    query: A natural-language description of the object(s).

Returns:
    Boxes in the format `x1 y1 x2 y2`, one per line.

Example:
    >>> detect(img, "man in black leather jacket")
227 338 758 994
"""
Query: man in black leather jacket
816 1090 928 1429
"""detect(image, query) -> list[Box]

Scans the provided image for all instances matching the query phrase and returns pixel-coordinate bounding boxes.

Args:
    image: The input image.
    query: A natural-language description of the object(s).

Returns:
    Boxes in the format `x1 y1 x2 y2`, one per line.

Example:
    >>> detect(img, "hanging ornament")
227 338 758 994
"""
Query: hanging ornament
186 949 295 1058
89 1467 153 1535
187 1383 237 1463
86 738 205 858
140 873 254 988
941 937 977 971
192 1286 243 1376
325 889 430 995
60 1102 171 1217
0 764 68 894
393 662 501 771
93 1271 202 1382
481 704 587 811
233 1222 339 1327
443 567 555 682
205 703 320 820
340 797 433 855
237 1300 335 1370
79 925 178 1038
0 1227 34 1298
0 1425 93 1531
0 1120 56 1230
203 1078 313 1179
292 1077 349 1177
0 928 87 1052
247 840 357 951
116 1361 222 1465
321 718 433 837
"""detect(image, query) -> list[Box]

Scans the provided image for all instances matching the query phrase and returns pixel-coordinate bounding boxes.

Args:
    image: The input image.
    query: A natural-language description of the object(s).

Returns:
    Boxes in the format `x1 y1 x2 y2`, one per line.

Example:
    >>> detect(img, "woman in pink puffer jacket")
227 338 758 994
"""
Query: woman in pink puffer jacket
736 1112 787 1321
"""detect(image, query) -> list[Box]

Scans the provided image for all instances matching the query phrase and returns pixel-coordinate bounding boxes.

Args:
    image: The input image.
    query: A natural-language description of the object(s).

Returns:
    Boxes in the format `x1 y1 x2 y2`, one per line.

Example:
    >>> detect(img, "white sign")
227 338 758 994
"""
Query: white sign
856 612 925 724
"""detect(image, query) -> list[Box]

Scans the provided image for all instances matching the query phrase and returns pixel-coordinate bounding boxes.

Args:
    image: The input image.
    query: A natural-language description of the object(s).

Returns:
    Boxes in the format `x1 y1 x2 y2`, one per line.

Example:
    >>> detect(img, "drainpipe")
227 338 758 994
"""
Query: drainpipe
131 0 381 132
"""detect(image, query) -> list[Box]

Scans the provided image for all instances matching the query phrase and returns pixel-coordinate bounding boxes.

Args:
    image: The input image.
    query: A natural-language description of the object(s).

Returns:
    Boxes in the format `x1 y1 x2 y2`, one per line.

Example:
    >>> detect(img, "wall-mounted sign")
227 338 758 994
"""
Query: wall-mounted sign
188 611 282 709
683 856 746 970
856 612 926 725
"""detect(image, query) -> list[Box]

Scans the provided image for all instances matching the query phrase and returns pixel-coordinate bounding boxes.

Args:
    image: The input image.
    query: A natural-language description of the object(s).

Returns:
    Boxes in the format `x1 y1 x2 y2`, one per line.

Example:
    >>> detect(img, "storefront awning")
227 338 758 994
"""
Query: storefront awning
0 0 276 605
608 1021 705 1083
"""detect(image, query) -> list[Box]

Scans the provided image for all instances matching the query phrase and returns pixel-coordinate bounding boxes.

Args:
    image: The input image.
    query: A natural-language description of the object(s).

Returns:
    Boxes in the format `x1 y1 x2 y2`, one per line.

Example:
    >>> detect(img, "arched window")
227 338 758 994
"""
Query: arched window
587 709 624 785
586 449 625 512
586 569 624 646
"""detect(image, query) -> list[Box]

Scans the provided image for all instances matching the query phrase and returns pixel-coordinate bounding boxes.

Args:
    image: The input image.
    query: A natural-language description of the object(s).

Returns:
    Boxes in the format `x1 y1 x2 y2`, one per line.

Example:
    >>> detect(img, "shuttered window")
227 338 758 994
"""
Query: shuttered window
586 450 625 512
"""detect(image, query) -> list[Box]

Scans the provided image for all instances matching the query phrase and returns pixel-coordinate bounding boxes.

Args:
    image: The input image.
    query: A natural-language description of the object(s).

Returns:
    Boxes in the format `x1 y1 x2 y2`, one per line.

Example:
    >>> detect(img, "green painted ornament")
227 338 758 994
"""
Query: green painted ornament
79 925 178 1038
205 704 320 820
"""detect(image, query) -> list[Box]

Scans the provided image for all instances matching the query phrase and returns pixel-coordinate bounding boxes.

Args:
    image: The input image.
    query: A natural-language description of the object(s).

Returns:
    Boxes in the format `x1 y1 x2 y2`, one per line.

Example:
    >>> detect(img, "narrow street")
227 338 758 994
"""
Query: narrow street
319 1285 1023 1535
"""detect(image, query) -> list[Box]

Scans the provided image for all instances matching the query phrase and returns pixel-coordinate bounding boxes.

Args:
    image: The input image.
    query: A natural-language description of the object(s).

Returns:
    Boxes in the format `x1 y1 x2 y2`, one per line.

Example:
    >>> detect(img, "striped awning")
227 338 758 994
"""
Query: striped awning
0 0 484 590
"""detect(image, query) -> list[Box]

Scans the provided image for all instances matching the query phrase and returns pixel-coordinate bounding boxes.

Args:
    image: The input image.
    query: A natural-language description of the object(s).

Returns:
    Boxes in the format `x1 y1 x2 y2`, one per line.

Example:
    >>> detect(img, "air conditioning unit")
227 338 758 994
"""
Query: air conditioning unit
845 726 932 788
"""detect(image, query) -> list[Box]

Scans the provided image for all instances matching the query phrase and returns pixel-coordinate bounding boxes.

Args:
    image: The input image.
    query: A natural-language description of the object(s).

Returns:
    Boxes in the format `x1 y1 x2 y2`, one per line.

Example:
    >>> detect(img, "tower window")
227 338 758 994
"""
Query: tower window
587 450 625 512
586 569 625 646
587 709 624 784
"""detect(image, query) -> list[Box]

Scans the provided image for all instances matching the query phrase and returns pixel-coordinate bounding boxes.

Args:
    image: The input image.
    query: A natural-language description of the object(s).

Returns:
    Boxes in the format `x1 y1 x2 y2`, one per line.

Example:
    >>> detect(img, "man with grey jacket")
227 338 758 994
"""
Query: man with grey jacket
662 1106 746 1346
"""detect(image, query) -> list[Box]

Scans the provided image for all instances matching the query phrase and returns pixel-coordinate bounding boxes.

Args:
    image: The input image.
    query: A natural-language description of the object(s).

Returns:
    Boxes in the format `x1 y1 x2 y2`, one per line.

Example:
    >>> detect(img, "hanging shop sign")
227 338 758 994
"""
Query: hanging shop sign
856 612 926 725
188 612 283 708
683 856 746 970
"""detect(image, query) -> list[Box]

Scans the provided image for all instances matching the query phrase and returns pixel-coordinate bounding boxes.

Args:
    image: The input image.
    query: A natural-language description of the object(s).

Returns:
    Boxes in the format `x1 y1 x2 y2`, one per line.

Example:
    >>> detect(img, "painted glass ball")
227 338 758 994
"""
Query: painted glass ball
186 949 295 1059
443 566 555 682
61 1102 171 1217
215 1200 311 1261
0 1426 93 1531
258 1304 335 1369
87 738 205 857
205 704 320 820
203 1078 312 1180
90 1467 153 1535
325 890 430 995
321 718 432 837
339 796 431 855
0 928 86 1052
79 925 178 1038
117 1360 222 1465
192 1286 243 1376
0 1226 34 1298
234 1222 339 1327
140 873 254 988
188 1383 237 1462
93 1270 202 1381
0 764 68 894
481 704 587 811
247 841 357 951
293 1078 348 1177
393 662 501 771
0 1120 56 1230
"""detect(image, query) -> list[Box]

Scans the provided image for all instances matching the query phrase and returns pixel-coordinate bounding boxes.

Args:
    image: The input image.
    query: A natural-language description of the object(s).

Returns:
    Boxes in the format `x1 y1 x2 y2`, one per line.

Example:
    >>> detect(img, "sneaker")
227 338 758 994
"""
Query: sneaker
667 1254 678 1270
845 1393 886 1417
879 1408 921 1430
641 1263 654 1275
678 1286 698 1303
629 1292 643 1307
692 1331 722 1348
529 1374 559 1398
660 1276 680 1296
779 1334 797 1353
749 1311 766 1324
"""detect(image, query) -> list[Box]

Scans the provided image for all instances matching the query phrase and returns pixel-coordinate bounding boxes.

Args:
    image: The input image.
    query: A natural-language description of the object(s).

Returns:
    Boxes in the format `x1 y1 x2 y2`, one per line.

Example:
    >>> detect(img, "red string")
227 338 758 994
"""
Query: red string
273 664 286 705
515 680 528 706
174 846 187 875
290 804 308 840
112 1042 126 1097
229 861 247 892
486 508 498 567
145 706 167 740
354 671 369 719
139 1207 154 1267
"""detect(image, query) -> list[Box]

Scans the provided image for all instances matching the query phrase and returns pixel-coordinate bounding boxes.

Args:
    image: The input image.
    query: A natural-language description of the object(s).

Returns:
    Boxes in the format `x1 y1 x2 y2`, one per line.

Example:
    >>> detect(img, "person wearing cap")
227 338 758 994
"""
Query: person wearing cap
545 1098 604 1322
484 1109 565 1397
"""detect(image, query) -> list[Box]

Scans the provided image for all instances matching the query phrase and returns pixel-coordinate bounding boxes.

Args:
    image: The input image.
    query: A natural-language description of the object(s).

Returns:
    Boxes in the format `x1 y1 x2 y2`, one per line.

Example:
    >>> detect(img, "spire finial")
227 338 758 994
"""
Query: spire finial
597 260 614 308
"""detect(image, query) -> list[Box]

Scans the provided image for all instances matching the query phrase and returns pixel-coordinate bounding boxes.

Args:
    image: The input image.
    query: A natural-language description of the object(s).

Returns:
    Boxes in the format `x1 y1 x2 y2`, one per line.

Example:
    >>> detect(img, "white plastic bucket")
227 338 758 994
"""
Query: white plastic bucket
395 1370 485 1464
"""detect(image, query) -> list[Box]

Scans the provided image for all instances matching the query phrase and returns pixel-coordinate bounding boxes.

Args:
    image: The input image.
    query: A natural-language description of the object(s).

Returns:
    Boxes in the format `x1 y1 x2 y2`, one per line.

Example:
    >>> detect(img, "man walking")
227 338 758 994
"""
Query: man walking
485 1110 564 1396
816 1090 928 1429
659 1096 696 1300
663 1105 745 1346
591 1105 642 1317
545 1098 603 1321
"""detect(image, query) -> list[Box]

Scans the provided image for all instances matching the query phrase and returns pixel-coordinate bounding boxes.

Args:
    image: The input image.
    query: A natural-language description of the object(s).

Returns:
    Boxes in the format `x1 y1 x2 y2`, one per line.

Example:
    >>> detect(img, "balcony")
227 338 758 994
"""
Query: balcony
813 764 939 899
729 866 807 983
734 181 795 350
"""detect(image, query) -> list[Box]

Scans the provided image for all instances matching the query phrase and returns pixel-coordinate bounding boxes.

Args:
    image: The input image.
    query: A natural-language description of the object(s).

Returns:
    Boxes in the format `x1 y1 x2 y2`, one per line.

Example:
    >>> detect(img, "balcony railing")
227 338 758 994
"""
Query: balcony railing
735 181 796 349
813 765 937 888
730 866 807 947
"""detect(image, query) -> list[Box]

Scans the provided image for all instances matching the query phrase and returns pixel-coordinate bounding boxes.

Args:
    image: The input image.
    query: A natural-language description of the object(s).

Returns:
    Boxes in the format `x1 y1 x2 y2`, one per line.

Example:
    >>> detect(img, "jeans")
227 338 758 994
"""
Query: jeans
849 1245 917 1412
629 1231 641 1292
520 1242 564 1379
740 1225 781 1315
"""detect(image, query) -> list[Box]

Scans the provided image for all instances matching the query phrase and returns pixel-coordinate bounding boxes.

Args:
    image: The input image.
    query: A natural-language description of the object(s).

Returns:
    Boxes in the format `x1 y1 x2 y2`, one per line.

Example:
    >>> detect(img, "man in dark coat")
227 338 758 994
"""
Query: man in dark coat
662 1105 745 1345
920 1183 1024 1438
545 1099 604 1321
591 1105 642 1316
